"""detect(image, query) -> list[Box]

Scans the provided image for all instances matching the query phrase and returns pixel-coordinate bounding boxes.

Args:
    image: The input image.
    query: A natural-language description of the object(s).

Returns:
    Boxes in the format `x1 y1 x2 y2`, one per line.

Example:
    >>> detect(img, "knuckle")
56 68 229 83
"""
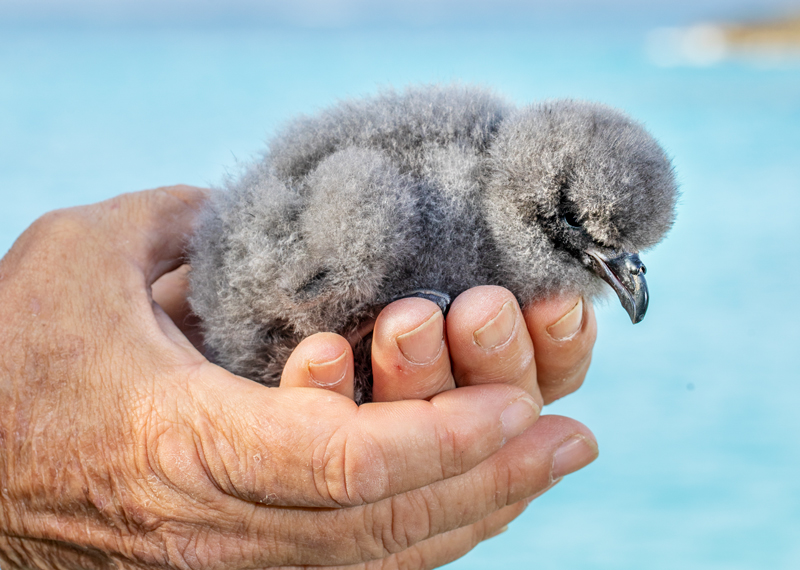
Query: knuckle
434 423 462 480
33 207 84 231
485 460 514 511
358 493 435 561
143 413 214 501
411 366 453 399
385 545 426 570
25 206 129 281
487 444 550 508
474 518 491 543
462 344 535 387
388 494 435 553
159 530 207 570
28 208 94 252
127 416 248 567
314 426 391 507
359 503 398 559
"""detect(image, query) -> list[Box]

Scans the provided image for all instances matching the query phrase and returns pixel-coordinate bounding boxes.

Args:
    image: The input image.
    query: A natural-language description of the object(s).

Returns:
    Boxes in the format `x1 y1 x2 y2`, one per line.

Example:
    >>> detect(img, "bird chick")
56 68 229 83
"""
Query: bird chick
189 84 677 403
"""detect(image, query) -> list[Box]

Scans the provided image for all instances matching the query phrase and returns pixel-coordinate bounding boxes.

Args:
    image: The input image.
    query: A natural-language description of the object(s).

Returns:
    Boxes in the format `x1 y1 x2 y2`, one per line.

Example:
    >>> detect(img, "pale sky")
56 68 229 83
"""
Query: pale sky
2 0 798 28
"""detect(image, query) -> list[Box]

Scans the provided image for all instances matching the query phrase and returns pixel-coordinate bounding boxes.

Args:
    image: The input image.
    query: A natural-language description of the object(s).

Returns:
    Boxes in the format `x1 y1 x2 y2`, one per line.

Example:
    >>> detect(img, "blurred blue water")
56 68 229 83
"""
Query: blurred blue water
1 23 799 569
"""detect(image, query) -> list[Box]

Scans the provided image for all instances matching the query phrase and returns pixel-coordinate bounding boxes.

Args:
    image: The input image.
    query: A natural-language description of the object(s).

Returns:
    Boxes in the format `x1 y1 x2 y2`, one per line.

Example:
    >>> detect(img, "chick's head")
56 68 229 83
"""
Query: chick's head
485 100 678 321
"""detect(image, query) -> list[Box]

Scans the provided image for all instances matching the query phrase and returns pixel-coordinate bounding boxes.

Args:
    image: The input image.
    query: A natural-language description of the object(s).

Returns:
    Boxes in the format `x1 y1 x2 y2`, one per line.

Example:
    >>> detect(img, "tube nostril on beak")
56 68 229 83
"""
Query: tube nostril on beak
624 257 645 275
587 250 649 323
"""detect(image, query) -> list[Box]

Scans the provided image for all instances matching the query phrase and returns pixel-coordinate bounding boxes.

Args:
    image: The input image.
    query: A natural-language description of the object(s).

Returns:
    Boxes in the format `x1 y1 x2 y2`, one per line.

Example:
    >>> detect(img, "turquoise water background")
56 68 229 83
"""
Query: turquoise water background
2 17 799 570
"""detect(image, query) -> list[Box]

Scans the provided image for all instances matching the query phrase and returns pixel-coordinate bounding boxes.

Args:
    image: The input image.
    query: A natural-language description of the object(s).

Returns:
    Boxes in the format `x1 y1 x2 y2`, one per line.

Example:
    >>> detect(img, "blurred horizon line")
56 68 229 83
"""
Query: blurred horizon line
2 0 800 31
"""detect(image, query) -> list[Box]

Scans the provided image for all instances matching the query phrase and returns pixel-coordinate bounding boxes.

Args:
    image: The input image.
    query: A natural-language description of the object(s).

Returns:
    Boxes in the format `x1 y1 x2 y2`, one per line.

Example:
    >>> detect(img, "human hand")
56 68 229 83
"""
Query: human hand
156 268 597 407
0 186 597 569
276 277 597 407
255 218 601 563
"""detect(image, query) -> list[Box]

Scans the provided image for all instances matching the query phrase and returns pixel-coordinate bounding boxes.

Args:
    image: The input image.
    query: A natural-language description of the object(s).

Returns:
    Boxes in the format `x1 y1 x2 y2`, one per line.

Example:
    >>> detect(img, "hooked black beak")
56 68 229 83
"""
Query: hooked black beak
587 250 649 324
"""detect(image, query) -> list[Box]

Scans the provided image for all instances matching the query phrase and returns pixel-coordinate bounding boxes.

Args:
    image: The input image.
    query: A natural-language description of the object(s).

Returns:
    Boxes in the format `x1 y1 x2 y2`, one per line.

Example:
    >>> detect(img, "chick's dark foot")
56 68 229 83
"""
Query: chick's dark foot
394 289 452 316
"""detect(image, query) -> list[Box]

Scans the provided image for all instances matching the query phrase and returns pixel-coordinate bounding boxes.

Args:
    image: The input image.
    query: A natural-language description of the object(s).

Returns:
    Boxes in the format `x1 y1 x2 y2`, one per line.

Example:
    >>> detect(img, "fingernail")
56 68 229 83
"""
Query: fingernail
308 351 348 387
474 301 517 349
396 311 444 364
500 396 540 443
486 525 509 539
551 435 598 480
546 298 583 341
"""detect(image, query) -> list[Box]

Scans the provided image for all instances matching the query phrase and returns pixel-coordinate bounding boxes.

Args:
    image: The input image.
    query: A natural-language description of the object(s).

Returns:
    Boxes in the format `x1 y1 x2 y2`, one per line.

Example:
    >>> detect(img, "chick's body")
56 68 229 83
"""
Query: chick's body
189 85 677 402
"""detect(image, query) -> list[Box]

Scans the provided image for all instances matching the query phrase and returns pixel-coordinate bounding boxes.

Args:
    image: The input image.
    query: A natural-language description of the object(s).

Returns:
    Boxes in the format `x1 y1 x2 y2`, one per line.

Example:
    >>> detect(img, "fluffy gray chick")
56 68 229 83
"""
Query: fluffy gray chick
189 84 677 403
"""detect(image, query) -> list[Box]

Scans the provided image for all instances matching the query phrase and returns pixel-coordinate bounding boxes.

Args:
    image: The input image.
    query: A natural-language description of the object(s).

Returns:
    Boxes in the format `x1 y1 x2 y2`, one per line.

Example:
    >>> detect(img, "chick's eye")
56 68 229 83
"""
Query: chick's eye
562 210 582 228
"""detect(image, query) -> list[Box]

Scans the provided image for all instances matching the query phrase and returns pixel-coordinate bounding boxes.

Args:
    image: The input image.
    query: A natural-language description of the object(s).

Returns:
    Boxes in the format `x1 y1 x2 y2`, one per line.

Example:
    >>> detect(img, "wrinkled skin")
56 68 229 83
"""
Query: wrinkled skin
0 186 598 570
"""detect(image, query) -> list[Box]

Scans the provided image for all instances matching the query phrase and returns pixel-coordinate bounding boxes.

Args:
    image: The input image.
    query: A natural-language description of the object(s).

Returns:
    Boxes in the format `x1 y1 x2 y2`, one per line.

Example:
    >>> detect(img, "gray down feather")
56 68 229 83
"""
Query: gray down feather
189 84 678 403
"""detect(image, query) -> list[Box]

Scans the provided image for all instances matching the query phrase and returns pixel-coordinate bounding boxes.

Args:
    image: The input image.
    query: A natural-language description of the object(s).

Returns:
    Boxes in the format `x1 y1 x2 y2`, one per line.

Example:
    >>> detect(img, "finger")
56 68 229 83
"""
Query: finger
523 295 597 404
151 264 205 351
336 415 595 565
365 500 531 570
91 185 210 285
447 286 542 406
234 414 595 567
90 186 210 356
280 332 355 399
170 378 540 511
151 264 192 325
318 500 533 570
237 499 531 570
371 297 455 402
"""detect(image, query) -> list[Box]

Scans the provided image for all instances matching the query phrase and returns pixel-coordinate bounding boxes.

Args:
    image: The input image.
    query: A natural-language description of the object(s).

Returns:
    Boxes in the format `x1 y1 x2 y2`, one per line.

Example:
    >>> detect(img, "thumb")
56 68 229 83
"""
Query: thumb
94 185 210 285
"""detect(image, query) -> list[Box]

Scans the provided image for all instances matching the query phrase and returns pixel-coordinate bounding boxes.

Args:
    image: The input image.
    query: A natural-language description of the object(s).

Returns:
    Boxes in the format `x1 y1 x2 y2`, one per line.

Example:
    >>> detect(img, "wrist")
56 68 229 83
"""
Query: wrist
0 423 21 569
0 377 23 568
0 419 112 570
0 366 86 569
